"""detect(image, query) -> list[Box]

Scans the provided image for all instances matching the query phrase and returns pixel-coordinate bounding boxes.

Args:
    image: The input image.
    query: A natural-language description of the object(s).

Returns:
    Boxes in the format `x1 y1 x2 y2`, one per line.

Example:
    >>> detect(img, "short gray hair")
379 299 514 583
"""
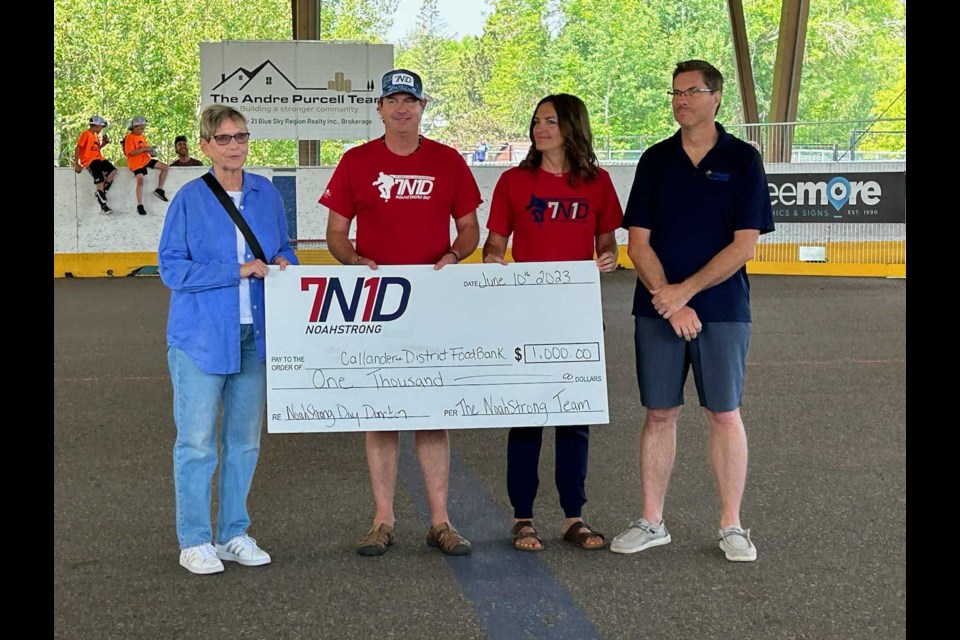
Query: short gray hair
199 104 248 140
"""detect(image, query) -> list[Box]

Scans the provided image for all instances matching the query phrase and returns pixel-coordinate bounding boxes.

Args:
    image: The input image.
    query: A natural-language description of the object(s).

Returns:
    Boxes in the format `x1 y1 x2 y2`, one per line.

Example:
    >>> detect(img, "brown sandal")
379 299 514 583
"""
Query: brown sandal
355 523 395 556
426 522 473 556
511 520 544 552
563 520 607 550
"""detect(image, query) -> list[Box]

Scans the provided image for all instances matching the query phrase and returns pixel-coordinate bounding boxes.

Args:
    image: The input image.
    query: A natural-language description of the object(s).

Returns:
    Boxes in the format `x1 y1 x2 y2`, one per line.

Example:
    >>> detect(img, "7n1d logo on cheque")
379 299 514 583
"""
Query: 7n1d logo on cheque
301 276 411 323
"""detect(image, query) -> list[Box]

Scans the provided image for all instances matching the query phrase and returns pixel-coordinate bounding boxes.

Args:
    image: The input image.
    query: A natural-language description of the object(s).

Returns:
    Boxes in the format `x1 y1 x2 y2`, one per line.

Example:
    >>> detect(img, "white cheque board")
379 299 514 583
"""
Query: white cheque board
264 262 609 433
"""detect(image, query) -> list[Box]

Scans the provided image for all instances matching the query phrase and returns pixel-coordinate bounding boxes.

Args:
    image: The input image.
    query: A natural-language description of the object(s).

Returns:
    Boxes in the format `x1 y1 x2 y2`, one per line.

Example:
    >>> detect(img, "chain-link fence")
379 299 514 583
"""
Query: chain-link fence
514 118 908 166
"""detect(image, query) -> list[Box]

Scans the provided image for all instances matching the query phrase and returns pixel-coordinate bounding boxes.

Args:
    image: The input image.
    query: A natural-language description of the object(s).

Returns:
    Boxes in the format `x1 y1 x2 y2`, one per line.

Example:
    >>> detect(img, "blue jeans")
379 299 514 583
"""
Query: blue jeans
167 324 265 549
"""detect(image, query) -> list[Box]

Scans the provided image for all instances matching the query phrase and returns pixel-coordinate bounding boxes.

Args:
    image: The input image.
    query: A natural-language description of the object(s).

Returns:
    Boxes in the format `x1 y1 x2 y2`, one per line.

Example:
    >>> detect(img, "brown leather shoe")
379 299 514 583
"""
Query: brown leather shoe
426 523 472 556
355 523 395 556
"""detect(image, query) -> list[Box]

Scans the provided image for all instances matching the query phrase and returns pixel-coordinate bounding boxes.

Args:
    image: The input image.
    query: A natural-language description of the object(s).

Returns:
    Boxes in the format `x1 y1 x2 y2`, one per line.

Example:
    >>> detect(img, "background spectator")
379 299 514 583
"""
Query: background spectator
170 135 204 166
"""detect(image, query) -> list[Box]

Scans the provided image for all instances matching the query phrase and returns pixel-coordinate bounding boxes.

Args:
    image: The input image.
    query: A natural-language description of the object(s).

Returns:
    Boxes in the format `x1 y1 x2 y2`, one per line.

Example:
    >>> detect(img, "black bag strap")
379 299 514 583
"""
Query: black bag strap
201 172 267 263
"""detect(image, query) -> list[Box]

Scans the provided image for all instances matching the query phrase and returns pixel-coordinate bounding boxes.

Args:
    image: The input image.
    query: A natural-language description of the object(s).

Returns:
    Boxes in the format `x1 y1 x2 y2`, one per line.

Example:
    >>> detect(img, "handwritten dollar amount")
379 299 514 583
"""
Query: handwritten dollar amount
516 343 601 364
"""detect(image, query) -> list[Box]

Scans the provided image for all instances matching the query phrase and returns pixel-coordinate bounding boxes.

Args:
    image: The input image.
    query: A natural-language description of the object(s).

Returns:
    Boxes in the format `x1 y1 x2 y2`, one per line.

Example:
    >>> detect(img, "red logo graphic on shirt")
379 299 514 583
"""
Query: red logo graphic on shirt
300 276 411 322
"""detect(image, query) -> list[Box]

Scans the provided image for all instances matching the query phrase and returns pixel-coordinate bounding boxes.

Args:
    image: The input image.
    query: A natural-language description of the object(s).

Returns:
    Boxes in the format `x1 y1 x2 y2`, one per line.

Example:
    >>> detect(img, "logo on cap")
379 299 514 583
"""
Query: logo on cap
392 73 415 87
381 68 424 100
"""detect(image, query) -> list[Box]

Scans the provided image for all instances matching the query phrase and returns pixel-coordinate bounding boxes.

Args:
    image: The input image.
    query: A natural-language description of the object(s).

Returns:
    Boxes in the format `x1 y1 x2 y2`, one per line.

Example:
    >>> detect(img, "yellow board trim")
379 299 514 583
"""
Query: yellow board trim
54 252 160 278
54 244 907 279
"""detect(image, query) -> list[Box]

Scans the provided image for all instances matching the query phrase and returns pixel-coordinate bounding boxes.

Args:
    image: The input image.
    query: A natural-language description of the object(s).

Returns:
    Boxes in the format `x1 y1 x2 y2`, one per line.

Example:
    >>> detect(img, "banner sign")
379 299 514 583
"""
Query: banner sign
200 41 393 140
264 263 610 433
767 171 906 223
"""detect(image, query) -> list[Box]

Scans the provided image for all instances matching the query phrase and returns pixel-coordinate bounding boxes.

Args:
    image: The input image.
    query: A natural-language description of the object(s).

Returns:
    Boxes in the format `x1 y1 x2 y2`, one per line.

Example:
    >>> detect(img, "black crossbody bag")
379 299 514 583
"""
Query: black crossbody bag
201 173 267 263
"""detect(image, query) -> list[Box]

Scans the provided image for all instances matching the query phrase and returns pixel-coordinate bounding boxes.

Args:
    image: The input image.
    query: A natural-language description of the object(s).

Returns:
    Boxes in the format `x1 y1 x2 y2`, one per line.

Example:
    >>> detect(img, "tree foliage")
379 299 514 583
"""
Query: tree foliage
54 0 397 166
55 0 296 166
54 0 906 165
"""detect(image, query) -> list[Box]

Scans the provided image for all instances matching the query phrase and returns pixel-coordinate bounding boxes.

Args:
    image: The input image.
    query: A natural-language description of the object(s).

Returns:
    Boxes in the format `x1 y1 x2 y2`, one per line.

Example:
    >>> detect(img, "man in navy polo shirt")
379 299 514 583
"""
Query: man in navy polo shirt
610 60 774 562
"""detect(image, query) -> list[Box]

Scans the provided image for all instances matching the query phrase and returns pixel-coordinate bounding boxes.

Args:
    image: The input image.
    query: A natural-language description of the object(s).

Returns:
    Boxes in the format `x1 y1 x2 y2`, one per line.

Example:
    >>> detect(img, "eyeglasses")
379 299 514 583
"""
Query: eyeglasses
667 87 717 98
209 132 251 145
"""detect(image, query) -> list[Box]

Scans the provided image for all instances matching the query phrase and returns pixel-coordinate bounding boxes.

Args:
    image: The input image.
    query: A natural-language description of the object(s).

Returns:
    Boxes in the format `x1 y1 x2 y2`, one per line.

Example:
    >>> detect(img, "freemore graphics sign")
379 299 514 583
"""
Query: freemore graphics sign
200 41 394 140
767 171 906 224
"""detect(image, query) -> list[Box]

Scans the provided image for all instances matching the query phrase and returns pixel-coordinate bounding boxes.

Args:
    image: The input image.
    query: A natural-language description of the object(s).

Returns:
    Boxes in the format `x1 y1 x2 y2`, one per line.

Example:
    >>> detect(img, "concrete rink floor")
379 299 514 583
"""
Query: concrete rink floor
53 271 906 639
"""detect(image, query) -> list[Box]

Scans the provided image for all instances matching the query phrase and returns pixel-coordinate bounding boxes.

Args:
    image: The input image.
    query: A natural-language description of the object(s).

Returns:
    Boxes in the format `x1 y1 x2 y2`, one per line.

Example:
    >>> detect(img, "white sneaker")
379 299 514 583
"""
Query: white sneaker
179 543 225 575
610 518 671 554
216 534 272 566
718 525 758 562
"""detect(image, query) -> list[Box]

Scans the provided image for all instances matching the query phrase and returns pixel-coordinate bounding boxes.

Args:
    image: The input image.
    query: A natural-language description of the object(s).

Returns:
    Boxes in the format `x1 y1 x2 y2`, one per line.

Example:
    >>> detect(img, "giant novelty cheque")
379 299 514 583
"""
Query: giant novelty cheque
264 261 609 433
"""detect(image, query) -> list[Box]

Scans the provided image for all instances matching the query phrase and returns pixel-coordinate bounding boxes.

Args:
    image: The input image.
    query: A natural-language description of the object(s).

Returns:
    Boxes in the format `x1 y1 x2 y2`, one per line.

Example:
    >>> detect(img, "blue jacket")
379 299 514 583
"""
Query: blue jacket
158 170 299 374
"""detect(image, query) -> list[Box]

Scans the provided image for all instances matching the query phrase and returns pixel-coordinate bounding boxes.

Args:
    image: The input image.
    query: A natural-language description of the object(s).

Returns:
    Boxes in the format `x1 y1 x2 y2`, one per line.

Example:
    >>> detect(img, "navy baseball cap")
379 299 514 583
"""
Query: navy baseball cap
380 69 425 100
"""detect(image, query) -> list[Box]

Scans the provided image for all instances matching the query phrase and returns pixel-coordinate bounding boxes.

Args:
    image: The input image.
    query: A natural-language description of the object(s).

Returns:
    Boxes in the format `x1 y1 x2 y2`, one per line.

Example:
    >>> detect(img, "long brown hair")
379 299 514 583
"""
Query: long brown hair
519 93 599 186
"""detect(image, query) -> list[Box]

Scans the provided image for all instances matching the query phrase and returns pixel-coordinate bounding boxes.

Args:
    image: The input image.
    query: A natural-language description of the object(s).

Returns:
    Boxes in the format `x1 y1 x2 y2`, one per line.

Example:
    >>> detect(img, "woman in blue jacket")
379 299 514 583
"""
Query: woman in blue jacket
158 104 298 575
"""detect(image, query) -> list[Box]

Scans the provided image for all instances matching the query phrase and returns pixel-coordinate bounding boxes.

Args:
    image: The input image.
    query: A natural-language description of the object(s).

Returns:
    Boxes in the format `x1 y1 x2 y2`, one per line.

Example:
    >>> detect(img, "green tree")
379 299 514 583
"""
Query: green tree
858 59 905 152
739 0 907 151
55 0 906 165
55 0 294 166
551 0 680 152
319 0 398 40
395 0 492 150
478 0 553 137
54 0 399 167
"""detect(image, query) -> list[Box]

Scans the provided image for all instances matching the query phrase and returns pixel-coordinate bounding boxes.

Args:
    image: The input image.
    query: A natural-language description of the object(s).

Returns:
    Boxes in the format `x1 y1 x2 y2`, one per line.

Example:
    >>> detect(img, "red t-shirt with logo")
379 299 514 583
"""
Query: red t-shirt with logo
487 166 624 262
320 137 482 265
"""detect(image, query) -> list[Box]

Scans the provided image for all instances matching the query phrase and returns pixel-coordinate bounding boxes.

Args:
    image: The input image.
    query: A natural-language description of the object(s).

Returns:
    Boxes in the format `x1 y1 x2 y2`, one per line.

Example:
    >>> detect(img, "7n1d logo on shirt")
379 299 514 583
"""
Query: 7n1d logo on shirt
397 177 434 198
373 172 435 201
526 194 589 223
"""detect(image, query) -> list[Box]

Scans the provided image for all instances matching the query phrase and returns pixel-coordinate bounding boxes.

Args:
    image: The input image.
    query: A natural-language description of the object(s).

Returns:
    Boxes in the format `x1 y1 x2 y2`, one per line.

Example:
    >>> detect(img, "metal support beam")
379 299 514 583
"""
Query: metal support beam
727 0 759 127
292 0 322 166
768 0 809 162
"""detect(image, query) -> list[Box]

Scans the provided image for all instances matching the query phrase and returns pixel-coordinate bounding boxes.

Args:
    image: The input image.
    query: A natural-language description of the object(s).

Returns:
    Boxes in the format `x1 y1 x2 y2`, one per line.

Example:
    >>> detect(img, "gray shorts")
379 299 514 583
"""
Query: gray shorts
633 316 750 412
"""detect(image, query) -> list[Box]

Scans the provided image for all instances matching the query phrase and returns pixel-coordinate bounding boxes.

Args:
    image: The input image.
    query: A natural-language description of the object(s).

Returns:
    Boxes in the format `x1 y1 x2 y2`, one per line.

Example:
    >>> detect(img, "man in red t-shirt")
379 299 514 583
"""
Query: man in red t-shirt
73 115 117 214
320 69 481 558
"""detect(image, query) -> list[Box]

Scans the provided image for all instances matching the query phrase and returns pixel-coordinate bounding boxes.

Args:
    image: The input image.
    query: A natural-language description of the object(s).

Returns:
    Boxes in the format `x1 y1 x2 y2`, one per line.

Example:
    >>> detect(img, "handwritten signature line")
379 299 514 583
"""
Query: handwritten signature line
452 375 550 381
284 414 430 421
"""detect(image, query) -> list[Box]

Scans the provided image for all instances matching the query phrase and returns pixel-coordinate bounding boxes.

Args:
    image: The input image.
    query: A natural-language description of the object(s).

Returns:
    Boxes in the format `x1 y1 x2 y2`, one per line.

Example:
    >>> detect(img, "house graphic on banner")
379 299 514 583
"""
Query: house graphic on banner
200 41 392 139
212 61 375 94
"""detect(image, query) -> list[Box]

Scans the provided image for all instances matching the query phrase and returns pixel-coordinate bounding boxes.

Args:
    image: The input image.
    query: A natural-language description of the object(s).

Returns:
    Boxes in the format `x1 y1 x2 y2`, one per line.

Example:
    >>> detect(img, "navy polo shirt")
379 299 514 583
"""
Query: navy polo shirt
622 123 775 322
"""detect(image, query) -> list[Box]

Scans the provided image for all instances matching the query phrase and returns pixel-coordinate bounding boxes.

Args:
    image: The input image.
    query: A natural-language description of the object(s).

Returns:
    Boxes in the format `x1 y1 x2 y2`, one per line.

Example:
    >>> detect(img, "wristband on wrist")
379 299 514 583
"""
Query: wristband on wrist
446 250 460 263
